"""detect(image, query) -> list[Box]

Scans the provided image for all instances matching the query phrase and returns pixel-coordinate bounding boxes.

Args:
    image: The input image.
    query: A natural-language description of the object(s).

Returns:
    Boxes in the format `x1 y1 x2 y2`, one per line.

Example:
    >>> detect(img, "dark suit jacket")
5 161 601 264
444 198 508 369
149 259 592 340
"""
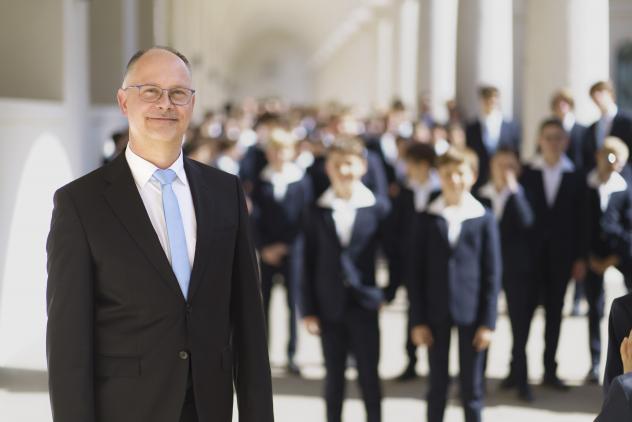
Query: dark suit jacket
478 189 534 280
408 208 502 329
565 123 588 170
520 165 586 278
583 111 632 172
604 294 632 393
596 372 632 421
466 119 521 190
301 197 390 322
46 153 274 422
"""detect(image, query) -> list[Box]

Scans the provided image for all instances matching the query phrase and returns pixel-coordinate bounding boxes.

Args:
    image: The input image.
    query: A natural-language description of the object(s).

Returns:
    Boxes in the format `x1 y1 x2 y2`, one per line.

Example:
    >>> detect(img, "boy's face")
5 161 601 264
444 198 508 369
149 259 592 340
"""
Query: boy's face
325 151 367 187
591 89 614 113
538 125 568 162
480 95 499 115
438 162 475 198
490 152 519 185
405 159 431 183
265 144 295 166
596 147 624 174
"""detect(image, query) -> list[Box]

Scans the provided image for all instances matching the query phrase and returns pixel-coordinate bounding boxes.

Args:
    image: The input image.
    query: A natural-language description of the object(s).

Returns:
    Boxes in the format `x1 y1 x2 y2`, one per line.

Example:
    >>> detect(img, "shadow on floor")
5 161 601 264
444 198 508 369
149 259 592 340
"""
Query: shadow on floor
0 367 48 393
272 371 602 416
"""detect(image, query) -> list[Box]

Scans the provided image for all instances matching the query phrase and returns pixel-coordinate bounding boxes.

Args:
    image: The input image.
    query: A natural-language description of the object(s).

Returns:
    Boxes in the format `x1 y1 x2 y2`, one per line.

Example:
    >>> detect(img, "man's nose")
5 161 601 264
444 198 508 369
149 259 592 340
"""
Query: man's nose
156 90 174 109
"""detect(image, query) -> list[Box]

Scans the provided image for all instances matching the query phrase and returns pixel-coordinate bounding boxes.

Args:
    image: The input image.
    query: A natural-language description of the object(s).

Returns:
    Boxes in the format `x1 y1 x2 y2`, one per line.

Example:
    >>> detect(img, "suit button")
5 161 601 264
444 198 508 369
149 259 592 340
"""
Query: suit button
185 304 192 313
179 350 189 360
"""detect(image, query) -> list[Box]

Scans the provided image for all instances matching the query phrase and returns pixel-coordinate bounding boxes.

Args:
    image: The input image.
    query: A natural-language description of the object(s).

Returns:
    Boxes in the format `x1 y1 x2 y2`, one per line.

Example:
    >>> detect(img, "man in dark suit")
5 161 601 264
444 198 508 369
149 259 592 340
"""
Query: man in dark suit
466 85 521 191
596 331 632 421
604 293 632 392
583 81 632 177
521 118 586 390
46 47 274 422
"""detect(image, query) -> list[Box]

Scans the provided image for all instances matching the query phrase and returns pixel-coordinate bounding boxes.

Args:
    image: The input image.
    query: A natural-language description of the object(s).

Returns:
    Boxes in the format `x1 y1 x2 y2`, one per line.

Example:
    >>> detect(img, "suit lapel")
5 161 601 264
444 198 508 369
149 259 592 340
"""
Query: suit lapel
183 158 217 302
321 208 343 249
103 154 184 299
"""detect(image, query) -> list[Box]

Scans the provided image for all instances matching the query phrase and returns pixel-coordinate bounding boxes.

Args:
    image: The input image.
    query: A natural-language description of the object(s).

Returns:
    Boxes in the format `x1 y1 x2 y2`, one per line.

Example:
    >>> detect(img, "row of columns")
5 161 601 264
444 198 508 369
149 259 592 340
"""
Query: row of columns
366 0 610 156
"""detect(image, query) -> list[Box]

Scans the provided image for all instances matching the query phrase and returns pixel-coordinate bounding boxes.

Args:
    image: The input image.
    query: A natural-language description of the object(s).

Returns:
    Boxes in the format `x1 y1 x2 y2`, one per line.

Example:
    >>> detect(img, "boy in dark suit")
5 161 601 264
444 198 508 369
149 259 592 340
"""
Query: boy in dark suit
477 146 535 401
388 143 441 381
582 136 632 384
251 128 312 375
302 136 391 422
521 118 587 390
409 147 502 422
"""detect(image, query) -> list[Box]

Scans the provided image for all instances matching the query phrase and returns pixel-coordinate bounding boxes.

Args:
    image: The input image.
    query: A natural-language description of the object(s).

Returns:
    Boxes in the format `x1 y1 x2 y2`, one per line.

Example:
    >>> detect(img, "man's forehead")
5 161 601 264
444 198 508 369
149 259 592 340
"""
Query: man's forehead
124 50 192 85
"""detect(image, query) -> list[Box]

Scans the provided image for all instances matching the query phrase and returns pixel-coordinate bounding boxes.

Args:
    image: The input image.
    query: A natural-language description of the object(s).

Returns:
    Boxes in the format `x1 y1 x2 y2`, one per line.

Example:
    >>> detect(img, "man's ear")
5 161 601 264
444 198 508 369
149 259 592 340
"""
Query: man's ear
116 89 128 116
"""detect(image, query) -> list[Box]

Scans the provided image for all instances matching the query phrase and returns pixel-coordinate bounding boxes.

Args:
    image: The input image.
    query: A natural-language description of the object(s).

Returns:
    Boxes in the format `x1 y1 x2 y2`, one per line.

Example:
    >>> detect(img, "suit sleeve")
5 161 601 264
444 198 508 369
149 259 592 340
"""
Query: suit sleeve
603 297 632 396
479 212 502 330
46 187 95 422
408 213 429 327
596 373 632 421
230 178 274 422
300 207 318 317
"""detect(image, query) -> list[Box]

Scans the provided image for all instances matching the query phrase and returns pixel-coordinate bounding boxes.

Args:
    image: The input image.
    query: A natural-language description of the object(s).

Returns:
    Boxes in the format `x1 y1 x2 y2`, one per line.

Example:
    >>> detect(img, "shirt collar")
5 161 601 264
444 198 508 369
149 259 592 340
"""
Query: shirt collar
259 162 305 184
562 113 576 132
480 109 503 126
125 145 188 188
427 191 486 220
587 168 628 192
530 154 575 173
605 104 619 120
317 182 376 210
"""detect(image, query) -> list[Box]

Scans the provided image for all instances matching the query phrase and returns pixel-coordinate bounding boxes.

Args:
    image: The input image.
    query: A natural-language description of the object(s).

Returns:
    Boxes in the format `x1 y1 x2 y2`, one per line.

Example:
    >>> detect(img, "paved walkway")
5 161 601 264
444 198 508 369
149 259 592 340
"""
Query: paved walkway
0 269 626 421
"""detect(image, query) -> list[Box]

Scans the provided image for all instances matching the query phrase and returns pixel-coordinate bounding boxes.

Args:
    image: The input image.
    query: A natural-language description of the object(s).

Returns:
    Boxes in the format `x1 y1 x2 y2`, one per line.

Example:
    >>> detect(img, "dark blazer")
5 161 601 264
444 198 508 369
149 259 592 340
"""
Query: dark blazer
250 172 312 248
597 372 632 421
408 205 502 329
520 164 586 277
301 197 390 322
466 119 521 190
604 294 632 393
46 153 273 422
583 111 632 172
565 122 588 170
364 134 398 186
478 189 534 278
238 144 267 189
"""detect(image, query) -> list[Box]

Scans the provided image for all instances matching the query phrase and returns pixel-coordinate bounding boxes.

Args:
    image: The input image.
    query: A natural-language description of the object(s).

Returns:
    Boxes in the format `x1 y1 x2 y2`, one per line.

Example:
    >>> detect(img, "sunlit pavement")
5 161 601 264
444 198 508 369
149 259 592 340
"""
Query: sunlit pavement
0 267 626 422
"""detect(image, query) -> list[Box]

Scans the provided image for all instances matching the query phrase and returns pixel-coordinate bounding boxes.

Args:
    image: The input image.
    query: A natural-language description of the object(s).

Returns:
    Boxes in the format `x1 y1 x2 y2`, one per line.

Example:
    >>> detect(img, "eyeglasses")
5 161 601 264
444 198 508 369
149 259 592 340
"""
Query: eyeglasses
123 84 195 106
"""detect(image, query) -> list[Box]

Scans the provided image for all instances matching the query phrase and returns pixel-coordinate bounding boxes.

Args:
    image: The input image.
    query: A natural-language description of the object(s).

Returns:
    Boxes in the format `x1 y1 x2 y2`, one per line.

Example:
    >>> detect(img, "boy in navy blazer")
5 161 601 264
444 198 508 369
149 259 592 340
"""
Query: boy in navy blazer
521 118 587 390
581 137 632 384
409 147 502 422
251 128 313 375
386 142 441 381
477 146 535 401
302 136 391 422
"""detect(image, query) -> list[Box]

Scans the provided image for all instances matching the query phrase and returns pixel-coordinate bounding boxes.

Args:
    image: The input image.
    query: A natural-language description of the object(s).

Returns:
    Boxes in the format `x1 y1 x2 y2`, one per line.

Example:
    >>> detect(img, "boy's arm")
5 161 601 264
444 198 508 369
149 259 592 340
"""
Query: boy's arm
478 212 502 330
408 213 429 327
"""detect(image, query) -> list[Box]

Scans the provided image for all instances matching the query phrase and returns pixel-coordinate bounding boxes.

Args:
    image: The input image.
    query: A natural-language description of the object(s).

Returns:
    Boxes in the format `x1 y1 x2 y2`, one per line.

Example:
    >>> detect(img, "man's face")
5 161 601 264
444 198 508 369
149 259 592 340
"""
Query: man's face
439 162 474 197
117 49 195 146
538 125 569 161
325 152 367 188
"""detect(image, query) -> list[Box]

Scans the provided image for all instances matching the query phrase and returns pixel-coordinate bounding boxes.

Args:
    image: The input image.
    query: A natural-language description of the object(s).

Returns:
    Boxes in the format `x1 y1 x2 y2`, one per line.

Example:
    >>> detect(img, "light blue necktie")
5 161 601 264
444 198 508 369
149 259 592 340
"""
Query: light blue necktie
153 169 191 299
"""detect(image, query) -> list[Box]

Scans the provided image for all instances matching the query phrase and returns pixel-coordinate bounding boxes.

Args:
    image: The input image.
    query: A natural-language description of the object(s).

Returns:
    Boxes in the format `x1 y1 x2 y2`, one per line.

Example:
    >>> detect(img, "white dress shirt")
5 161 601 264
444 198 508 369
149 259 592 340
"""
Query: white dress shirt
597 104 619 148
126 146 197 268
407 171 441 212
587 169 628 212
481 109 503 152
427 192 486 247
259 162 305 202
317 182 376 247
531 155 575 208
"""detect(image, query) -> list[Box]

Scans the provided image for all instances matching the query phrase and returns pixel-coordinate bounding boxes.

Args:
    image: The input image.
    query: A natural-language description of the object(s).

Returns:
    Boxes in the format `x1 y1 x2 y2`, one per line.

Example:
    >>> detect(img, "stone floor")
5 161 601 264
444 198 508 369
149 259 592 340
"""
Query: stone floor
0 268 626 422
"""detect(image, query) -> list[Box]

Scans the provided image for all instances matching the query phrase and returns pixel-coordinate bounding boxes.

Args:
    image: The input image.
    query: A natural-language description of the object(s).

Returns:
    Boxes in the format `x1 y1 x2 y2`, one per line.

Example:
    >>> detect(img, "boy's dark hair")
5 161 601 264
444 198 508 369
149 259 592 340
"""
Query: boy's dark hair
404 142 436 165
493 145 520 160
327 136 367 159
478 85 500 99
589 80 615 97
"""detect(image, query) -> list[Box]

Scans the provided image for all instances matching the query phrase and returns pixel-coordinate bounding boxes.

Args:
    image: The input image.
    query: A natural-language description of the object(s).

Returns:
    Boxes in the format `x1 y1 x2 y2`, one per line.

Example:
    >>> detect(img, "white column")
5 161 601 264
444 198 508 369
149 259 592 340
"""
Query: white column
417 0 458 123
398 0 420 111
375 11 395 111
122 0 139 67
153 0 171 45
522 0 609 157
457 0 514 120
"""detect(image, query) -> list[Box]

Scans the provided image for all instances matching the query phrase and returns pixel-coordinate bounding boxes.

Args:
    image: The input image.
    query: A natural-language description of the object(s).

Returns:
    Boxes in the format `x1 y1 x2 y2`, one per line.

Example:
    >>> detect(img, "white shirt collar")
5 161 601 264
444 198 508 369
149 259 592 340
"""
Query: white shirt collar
427 192 486 221
125 144 188 188
317 182 376 210
480 109 503 126
605 103 619 120
529 154 575 173
587 169 628 192
478 182 515 219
